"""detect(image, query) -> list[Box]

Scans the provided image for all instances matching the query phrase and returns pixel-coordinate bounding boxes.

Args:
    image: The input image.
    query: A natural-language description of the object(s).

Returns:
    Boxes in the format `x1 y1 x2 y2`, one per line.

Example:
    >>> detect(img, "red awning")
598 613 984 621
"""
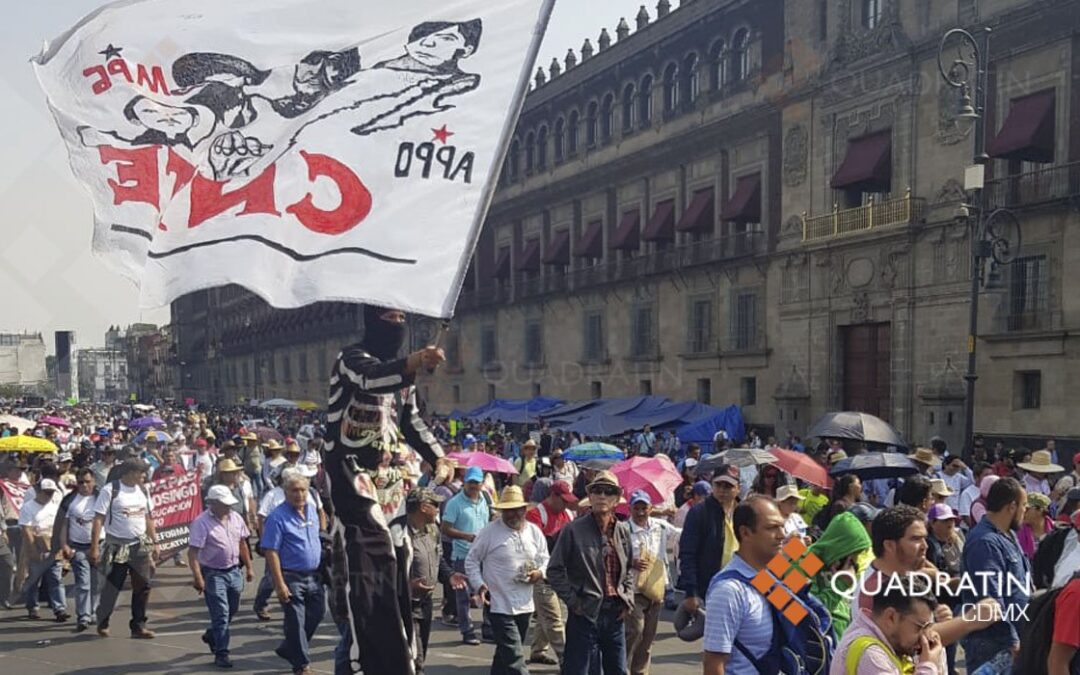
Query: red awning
492 247 511 280
542 230 571 265
831 131 892 192
642 200 675 241
519 239 541 271
719 175 762 223
987 90 1056 163
676 188 715 233
610 210 641 250
575 221 604 258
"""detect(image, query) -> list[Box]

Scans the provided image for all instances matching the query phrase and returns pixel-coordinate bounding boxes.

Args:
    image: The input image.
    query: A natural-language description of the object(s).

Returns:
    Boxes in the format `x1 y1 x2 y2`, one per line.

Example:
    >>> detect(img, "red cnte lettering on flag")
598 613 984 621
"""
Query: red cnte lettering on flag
97 145 371 234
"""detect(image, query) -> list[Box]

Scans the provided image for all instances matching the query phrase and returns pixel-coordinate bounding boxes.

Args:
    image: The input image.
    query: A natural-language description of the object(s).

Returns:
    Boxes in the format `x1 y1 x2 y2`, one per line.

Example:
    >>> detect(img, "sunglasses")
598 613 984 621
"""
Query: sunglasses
588 485 621 497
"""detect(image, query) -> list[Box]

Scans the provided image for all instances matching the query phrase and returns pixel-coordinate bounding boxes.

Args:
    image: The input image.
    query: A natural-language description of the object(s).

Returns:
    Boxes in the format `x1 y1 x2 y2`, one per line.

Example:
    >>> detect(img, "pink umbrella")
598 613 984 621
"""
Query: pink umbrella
447 451 519 475
611 455 682 504
38 415 70 428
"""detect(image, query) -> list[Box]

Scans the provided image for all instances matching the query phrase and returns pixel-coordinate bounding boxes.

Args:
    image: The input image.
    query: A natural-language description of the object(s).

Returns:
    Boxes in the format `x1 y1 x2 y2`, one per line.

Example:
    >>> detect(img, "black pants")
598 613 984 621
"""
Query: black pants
97 557 152 631
334 506 414 675
412 594 433 672
489 611 531 675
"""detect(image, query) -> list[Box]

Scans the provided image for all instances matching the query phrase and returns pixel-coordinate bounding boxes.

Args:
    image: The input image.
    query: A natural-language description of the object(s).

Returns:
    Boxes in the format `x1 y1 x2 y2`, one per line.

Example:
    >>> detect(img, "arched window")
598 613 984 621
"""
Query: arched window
600 93 615 142
568 110 580 154
683 53 699 105
554 117 565 162
732 29 750 82
639 75 653 126
525 131 536 172
536 125 548 169
663 63 679 113
710 40 728 90
621 84 635 132
508 139 520 180
586 101 599 147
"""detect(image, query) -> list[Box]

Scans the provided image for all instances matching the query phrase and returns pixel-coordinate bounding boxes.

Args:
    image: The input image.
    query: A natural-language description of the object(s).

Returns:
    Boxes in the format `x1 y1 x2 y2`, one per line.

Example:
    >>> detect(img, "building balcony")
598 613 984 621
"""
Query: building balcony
802 189 926 243
985 161 1080 210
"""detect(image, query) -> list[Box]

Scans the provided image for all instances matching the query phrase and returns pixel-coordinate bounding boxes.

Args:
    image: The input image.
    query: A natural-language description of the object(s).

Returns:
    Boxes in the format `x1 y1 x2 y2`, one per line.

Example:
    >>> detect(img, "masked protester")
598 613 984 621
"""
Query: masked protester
325 305 445 675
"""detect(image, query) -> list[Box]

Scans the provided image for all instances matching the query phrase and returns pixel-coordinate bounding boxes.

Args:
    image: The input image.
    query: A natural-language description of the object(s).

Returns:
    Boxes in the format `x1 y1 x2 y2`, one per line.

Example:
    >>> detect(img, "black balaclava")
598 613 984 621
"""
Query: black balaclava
362 305 406 361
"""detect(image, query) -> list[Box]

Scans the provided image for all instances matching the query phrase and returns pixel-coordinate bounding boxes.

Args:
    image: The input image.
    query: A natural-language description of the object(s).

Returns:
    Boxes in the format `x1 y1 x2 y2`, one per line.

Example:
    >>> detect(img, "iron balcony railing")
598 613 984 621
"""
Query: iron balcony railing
802 188 925 242
984 161 1080 209
457 232 767 310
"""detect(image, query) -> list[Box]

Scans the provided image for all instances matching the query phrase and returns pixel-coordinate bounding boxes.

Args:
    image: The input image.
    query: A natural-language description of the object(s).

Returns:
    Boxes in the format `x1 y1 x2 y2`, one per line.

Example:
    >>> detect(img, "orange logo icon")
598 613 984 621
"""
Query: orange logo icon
750 539 823 625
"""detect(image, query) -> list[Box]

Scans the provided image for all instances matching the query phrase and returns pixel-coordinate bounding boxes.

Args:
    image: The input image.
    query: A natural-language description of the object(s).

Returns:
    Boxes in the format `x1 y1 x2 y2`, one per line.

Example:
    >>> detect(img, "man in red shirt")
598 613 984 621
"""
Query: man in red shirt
1051 512 1080 675
525 480 577 666
152 446 187 481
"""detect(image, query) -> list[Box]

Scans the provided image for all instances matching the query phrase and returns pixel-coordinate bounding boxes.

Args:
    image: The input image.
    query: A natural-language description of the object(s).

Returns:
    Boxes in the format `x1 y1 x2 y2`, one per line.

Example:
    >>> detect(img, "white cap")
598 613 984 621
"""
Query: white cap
38 478 59 492
57 453 73 463
206 484 239 506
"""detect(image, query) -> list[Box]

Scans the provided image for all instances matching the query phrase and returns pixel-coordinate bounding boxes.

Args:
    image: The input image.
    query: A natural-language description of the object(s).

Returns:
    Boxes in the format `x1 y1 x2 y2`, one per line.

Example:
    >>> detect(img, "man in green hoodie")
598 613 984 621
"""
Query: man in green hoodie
808 512 872 637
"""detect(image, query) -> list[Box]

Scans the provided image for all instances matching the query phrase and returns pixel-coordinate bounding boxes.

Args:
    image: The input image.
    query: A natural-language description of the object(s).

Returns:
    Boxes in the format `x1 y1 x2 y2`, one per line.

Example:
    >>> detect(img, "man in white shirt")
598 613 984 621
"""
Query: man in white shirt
18 478 68 621
938 455 973 512
626 490 681 675
958 463 993 530
635 425 657 457
90 459 159 639
57 468 103 631
466 485 548 675
194 438 216 482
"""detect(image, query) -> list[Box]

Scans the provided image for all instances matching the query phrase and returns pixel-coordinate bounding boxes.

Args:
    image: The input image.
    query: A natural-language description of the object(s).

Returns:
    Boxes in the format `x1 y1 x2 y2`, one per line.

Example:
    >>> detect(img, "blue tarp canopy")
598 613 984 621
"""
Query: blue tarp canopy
676 405 746 451
464 397 564 423
553 397 727 438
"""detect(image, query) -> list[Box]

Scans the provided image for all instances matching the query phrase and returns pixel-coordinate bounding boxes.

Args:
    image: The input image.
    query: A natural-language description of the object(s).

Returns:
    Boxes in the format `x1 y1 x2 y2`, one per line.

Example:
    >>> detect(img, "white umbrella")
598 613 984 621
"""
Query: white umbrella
259 398 299 409
0 414 37 433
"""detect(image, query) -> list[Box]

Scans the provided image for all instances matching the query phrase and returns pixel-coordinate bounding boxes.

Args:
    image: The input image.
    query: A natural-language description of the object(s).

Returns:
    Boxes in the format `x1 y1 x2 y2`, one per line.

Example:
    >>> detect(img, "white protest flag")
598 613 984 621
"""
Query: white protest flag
33 0 554 318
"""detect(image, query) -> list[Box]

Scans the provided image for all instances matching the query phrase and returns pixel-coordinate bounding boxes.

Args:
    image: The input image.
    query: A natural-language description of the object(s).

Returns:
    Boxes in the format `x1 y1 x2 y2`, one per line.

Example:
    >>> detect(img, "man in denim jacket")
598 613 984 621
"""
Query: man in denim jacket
961 477 1031 672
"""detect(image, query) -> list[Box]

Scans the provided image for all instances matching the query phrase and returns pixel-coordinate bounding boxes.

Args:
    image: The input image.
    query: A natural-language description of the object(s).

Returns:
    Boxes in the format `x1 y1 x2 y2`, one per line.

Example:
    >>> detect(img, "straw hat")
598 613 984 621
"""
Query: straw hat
930 479 953 497
216 458 243 473
828 450 848 466
907 447 941 467
492 485 529 510
1017 450 1064 474
265 439 284 451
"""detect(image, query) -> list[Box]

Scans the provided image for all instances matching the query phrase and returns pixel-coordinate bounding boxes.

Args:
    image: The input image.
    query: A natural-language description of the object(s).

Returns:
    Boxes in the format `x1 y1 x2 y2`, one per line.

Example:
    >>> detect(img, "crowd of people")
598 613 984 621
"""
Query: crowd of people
2 401 1079 675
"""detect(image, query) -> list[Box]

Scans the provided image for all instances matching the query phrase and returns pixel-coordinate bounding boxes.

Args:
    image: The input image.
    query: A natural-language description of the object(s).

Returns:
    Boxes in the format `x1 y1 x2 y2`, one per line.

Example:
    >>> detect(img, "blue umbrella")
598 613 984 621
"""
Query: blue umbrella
135 429 173 444
130 416 165 430
829 452 919 480
562 442 625 462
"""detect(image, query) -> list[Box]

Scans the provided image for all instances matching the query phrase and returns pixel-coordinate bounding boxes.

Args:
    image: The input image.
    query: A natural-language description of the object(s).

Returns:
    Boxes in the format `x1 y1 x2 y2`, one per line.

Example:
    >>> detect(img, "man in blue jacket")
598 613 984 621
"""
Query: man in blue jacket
961 476 1031 672
678 463 740 614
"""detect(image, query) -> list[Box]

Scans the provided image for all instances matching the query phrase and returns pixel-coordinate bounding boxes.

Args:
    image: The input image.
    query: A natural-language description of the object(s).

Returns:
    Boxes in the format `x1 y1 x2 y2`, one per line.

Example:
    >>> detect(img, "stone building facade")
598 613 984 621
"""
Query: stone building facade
171 0 1080 450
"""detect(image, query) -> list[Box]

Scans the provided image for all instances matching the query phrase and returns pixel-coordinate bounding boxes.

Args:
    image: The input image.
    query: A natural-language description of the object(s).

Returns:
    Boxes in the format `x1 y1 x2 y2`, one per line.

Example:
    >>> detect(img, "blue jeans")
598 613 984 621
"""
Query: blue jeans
962 633 1015 674
202 567 243 657
253 567 274 613
334 620 353 675
70 544 100 624
563 605 628 675
22 558 65 614
489 612 530 675
453 559 477 638
277 571 326 670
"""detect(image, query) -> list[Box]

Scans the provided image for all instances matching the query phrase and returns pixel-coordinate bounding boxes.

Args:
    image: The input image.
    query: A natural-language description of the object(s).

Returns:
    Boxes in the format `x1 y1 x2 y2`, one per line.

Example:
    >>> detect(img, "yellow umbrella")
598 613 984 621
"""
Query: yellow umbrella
0 435 59 453
295 401 321 411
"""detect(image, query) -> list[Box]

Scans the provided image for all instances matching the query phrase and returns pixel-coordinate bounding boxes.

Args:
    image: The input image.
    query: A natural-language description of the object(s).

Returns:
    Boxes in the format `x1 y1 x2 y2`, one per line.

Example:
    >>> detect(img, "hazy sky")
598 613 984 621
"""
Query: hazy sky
1 0 666 350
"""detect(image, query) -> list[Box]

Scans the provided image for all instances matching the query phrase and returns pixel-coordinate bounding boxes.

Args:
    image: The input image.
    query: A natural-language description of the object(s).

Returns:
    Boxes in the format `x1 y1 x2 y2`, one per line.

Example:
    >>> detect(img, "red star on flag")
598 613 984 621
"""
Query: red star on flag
432 125 454 144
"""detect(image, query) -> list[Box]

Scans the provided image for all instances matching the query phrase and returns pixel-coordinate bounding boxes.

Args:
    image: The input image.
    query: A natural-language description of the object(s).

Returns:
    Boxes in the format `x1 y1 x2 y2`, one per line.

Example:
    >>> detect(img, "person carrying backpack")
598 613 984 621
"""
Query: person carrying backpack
704 496 834 675
1017 508 1080 675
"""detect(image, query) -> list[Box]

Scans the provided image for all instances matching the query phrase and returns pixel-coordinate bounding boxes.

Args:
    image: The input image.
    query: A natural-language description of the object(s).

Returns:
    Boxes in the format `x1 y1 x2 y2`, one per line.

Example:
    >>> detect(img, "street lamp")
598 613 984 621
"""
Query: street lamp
938 27 1023 460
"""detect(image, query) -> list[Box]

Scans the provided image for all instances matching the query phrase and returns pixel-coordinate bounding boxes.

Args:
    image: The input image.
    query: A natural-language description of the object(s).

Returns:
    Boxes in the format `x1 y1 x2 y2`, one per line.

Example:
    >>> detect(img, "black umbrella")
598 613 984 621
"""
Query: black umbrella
806 411 907 448
696 449 776 475
580 458 619 471
828 452 919 480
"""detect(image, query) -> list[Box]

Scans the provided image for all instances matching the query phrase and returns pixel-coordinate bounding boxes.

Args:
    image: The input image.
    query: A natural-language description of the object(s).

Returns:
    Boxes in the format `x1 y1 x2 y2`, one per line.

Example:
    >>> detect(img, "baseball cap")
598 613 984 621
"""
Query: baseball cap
206 484 239 506
195 438 208 448
549 480 579 504
848 502 881 524
57 452 73 463
927 503 958 521
684 457 698 469
38 478 59 492
407 487 445 507
464 466 484 483
692 480 711 497
629 489 652 506
712 464 740 486
776 484 804 502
